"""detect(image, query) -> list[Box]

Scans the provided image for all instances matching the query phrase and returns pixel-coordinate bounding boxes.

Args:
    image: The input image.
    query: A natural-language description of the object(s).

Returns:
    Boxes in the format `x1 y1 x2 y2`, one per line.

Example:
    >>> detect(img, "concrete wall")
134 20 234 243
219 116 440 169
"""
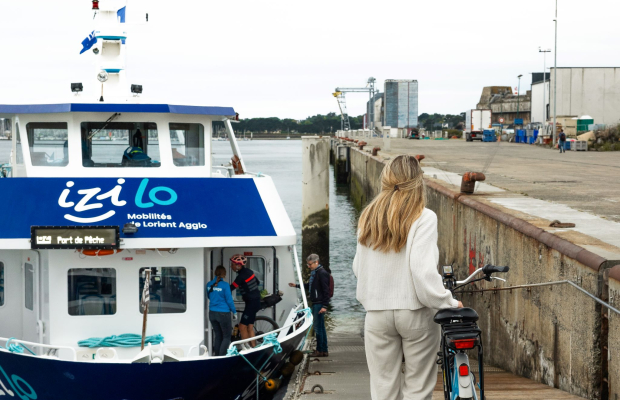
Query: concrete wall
609 265 620 399
302 136 330 272
550 67 620 126
347 145 615 399
531 80 550 124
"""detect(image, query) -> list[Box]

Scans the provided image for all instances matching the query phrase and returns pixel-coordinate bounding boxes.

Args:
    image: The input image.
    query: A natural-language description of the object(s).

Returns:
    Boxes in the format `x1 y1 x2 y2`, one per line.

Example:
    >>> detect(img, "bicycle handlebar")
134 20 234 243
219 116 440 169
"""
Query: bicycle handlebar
455 264 509 285
482 264 509 275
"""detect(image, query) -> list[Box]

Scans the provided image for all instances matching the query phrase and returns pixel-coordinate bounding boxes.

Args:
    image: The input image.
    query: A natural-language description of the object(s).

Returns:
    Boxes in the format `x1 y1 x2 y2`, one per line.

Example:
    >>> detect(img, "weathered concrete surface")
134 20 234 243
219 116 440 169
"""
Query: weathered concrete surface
343 140 620 399
361 138 620 223
302 136 330 273
608 265 620 399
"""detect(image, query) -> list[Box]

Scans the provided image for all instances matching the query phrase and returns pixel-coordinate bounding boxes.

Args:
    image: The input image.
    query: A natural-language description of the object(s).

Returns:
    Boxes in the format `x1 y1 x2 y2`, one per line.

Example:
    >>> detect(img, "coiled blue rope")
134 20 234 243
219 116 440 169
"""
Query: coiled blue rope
3 338 35 355
78 334 164 348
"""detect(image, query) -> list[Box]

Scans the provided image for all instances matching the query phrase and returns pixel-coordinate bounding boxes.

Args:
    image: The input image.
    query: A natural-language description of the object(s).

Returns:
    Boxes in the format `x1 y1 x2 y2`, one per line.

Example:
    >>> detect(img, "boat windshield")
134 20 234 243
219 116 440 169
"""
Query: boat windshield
26 122 69 167
81 122 160 168
170 123 205 166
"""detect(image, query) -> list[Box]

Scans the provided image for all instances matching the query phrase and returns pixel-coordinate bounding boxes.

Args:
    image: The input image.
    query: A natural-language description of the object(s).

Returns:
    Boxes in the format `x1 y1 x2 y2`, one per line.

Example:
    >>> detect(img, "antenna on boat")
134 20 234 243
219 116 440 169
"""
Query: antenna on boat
85 0 128 101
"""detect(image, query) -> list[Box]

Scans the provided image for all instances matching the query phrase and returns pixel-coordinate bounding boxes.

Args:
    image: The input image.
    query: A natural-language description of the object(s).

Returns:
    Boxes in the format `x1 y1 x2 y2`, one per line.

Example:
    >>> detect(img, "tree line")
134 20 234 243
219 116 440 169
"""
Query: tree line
213 112 465 134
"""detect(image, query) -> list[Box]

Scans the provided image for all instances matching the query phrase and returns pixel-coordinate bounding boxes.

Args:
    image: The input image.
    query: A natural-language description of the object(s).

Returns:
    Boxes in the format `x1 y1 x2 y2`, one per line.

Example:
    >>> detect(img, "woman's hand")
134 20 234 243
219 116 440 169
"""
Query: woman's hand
288 283 296 288
457 301 464 308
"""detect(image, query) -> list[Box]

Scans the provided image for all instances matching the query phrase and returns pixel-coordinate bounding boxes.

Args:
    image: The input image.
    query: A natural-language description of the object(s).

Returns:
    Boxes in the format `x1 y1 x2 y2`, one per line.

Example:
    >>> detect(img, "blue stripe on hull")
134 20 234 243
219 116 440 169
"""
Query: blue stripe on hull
0 327 307 400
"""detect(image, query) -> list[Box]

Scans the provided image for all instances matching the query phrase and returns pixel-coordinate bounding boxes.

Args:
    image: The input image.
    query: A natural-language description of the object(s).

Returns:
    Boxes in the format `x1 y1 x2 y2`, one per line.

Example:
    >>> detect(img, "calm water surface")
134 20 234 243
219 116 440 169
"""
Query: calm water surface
213 140 364 335
0 140 365 334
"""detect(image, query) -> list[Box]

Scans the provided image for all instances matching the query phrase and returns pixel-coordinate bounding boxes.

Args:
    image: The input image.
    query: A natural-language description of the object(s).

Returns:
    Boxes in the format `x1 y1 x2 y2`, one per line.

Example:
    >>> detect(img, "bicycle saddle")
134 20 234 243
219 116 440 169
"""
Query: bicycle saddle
433 307 479 324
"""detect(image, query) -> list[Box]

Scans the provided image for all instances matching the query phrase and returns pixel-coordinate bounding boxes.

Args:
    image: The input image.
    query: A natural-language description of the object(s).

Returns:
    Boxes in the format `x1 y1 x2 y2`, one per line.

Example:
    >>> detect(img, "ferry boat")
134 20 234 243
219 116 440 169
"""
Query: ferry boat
0 2 312 399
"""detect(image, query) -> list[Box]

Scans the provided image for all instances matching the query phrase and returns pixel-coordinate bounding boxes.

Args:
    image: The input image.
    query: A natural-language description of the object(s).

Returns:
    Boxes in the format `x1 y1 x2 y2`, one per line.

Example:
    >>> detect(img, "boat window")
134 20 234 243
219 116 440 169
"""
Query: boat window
81 122 160 168
138 267 186 314
25 123 69 167
0 262 4 306
15 123 24 165
24 263 34 311
169 123 205 166
67 268 117 316
231 257 266 302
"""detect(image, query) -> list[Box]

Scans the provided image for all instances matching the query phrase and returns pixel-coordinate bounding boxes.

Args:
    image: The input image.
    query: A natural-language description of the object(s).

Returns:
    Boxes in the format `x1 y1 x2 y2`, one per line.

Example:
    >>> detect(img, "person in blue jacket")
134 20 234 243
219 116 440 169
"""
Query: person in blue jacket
207 266 237 356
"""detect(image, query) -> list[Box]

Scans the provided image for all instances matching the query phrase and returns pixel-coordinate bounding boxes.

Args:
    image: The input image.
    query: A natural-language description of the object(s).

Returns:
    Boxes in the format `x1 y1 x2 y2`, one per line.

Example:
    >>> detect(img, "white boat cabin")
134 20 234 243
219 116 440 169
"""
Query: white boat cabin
0 104 301 362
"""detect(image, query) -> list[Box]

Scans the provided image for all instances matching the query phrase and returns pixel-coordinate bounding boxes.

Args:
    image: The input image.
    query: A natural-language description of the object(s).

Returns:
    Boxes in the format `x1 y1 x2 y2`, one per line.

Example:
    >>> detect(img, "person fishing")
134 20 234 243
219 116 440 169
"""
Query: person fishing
229 254 262 348
206 266 237 356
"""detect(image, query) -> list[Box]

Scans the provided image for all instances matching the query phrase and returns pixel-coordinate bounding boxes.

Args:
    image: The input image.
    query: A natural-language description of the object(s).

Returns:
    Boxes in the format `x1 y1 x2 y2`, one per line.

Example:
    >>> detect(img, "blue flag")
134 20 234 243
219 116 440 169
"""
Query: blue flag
79 31 97 54
117 7 126 44
117 6 126 23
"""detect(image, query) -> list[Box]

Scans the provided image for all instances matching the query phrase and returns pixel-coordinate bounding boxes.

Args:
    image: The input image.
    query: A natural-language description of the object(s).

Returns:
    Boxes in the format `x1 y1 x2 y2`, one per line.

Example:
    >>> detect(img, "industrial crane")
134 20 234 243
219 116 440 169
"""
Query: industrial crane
332 77 376 132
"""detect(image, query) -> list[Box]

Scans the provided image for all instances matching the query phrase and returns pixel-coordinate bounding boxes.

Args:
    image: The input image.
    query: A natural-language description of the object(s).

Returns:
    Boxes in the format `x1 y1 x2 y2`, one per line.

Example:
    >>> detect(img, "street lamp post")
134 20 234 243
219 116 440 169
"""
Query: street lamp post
517 74 523 122
539 48 551 126
553 0 558 146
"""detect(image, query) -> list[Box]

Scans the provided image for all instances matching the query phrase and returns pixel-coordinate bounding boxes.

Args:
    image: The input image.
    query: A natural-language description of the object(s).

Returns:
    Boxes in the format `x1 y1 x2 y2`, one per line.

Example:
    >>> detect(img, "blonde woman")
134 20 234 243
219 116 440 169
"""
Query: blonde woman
352 155 462 400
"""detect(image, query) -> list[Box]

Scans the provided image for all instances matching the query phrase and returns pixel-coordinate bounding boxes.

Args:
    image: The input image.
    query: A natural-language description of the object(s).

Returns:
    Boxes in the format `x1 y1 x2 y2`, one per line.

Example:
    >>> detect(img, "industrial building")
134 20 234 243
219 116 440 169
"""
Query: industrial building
535 67 620 126
476 86 531 125
365 79 418 133
530 72 550 124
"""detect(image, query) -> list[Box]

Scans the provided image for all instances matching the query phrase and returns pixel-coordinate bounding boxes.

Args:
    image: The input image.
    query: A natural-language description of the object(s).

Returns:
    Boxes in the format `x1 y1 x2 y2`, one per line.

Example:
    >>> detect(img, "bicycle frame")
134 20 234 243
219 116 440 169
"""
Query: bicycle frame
436 265 508 400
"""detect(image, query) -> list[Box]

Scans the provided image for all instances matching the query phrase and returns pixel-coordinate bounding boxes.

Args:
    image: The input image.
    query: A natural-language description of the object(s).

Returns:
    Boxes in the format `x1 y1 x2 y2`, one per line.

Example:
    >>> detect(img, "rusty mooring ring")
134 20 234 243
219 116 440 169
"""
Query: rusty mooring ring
311 384 324 394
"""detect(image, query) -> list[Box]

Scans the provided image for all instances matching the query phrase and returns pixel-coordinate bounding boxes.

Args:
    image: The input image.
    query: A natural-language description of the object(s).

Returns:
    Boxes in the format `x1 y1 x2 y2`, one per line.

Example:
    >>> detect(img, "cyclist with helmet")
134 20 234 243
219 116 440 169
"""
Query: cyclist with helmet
229 254 262 347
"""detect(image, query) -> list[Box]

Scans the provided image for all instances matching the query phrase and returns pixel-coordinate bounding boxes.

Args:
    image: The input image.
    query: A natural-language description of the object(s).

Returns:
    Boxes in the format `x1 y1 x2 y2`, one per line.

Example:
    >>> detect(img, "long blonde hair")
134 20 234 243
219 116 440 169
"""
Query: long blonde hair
357 155 426 253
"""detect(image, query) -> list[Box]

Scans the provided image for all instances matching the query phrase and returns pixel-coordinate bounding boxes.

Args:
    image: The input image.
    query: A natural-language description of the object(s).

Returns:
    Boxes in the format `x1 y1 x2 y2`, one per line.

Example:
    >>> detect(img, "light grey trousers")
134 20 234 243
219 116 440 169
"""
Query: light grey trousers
364 308 441 400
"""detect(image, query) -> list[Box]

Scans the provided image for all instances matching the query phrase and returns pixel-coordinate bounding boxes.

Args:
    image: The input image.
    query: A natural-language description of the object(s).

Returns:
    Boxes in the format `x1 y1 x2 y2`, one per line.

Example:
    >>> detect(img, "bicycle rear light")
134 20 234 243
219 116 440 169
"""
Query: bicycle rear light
448 338 478 350
459 364 469 376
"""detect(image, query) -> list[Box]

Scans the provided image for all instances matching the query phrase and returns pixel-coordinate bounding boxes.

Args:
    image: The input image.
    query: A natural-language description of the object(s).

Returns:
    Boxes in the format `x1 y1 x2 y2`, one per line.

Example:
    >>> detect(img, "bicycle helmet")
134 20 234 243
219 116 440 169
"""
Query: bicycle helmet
230 254 247 266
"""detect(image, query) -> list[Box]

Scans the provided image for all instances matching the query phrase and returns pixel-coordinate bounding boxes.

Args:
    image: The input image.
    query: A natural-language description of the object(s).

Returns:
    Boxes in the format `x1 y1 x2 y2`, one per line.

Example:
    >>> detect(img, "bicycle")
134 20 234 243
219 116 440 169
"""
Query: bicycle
434 264 510 400
231 292 282 348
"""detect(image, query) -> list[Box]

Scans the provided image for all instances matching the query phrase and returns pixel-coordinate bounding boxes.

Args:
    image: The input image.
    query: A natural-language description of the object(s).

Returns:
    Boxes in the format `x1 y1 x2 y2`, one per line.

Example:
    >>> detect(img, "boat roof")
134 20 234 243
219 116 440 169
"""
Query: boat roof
0 103 236 116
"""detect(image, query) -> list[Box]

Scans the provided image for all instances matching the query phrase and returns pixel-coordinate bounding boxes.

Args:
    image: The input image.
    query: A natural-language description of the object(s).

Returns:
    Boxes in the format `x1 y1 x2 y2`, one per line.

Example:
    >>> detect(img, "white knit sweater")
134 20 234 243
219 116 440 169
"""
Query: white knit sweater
352 208 458 311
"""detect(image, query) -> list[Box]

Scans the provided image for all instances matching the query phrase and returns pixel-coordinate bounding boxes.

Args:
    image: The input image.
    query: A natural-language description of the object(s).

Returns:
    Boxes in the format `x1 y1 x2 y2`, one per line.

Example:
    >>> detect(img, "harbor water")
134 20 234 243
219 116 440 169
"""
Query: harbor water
0 139 365 335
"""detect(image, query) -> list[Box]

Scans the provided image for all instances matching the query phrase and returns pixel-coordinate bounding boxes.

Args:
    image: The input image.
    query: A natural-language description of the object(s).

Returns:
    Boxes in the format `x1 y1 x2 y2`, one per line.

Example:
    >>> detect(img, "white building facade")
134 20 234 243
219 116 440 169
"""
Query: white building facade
549 67 620 126
531 79 550 124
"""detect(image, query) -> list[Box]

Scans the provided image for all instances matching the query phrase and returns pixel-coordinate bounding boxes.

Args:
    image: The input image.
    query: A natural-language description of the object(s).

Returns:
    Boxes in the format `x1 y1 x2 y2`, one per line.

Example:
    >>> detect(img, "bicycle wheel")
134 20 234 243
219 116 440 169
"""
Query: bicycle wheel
252 316 279 345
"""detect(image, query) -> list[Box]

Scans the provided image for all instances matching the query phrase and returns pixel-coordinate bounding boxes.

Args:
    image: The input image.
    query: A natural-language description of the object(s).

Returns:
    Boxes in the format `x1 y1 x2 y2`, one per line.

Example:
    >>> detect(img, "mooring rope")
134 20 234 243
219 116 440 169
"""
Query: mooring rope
78 334 164 348
227 333 284 400
2 338 36 355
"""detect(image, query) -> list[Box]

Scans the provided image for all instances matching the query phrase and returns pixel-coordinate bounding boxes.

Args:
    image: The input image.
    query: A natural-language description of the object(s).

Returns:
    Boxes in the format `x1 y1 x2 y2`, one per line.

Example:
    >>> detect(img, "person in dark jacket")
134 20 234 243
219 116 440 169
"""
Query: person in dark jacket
230 254 262 348
289 254 330 357
558 128 567 153
206 266 237 356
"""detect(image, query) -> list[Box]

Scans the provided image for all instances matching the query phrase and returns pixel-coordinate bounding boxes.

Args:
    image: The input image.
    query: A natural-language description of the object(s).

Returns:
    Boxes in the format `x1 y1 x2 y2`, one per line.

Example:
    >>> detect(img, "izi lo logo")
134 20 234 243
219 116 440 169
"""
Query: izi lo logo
58 178 178 223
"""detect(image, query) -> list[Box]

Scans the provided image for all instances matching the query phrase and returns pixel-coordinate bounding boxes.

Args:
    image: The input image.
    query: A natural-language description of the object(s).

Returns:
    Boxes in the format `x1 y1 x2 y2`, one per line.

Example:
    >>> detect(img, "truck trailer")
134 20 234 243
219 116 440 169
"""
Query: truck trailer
465 109 492 141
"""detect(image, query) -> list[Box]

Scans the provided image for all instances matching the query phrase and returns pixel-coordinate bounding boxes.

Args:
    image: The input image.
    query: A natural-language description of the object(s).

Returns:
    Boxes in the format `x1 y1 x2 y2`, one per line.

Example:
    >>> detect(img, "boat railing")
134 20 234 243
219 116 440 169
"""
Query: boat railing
0 337 78 361
227 303 312 353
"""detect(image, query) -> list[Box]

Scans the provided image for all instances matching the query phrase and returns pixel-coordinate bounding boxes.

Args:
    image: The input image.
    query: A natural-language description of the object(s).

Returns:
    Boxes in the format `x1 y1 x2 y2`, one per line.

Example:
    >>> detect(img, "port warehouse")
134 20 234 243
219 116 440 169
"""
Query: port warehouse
536 67 620 126
474 67 620 128
344 145 620 399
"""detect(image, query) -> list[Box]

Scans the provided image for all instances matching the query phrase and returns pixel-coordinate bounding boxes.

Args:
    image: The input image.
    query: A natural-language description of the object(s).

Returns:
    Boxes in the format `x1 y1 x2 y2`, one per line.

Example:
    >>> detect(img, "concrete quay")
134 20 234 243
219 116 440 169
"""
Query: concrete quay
331 136 620 399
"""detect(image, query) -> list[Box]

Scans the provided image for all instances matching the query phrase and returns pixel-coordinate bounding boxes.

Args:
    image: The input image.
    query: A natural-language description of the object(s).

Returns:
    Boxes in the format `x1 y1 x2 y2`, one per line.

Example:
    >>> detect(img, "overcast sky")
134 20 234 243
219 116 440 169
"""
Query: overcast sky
1 0 619 119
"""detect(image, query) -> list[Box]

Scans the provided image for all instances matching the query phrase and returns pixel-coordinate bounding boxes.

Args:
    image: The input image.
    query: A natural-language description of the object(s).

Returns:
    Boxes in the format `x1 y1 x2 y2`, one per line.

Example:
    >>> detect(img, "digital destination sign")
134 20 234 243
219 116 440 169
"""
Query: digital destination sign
31 226 119 250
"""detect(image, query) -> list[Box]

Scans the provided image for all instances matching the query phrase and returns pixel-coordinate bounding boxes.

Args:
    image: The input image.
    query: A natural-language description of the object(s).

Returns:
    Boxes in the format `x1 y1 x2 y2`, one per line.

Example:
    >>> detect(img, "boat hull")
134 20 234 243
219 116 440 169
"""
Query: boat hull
0 326 308 400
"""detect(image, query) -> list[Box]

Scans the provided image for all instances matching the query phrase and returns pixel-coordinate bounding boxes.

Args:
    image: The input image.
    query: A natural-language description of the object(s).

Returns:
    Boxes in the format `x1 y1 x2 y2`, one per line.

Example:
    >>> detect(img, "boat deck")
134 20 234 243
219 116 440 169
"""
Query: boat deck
295 333 585 400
